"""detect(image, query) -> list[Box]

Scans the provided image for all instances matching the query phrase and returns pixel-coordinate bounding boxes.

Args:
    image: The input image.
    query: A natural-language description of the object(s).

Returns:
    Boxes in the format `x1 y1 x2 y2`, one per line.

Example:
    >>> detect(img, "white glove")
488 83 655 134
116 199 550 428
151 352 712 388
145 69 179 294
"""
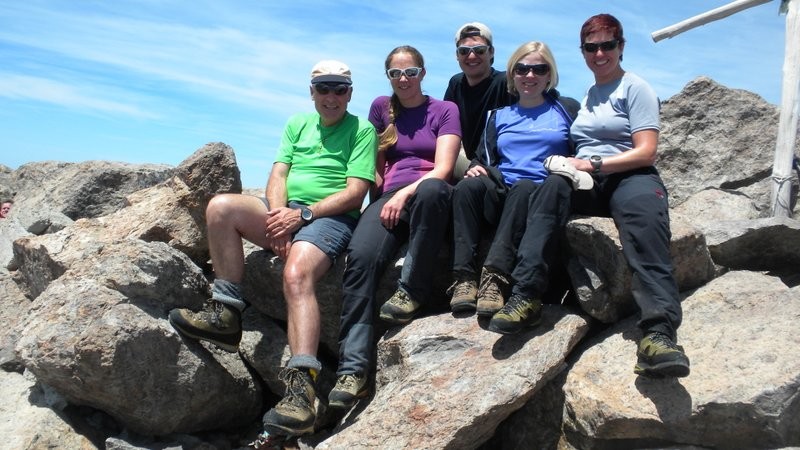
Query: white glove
543 155 594 190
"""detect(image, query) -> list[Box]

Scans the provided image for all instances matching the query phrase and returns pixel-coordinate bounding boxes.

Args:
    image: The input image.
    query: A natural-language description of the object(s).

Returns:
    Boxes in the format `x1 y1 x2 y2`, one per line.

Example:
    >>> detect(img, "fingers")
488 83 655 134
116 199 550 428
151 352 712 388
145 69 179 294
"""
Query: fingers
464 166 488 178
270 237 291 260
380 204 401 229
264 207 298 239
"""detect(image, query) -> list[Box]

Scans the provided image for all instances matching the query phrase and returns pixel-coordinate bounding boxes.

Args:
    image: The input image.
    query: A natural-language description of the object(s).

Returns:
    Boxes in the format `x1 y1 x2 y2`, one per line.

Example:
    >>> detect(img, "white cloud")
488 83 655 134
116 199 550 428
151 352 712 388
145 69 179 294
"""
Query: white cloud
0 73 159 119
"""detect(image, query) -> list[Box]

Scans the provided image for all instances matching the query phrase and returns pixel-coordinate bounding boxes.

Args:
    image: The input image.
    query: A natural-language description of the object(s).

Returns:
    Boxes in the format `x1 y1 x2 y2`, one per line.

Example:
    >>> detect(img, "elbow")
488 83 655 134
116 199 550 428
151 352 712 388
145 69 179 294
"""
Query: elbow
348 187 371 210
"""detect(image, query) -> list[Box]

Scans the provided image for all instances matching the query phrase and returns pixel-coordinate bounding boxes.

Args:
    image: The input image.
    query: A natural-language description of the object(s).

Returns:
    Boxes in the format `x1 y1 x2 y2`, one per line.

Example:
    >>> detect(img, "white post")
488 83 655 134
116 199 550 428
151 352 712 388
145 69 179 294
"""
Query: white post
771 0 800 217
652 0 772 42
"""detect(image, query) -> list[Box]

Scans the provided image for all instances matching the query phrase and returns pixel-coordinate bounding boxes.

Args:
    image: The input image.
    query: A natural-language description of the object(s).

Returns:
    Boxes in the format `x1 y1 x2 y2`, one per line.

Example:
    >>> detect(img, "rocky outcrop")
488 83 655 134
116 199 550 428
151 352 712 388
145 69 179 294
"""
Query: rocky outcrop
316 309 590 450
9 160 175 235
561 271 800 449
563 214 715 323
1 79 798 449
658 76 800 216
0 370 96 449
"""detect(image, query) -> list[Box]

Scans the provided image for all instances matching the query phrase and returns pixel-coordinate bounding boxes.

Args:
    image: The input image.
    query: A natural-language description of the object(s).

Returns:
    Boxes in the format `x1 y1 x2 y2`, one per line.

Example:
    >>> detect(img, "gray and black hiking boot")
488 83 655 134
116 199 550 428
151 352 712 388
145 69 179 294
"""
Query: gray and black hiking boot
379 289 421 324
262 367 318 436
448 272 478 313
634 332 691 378
169 299 242 352
328 372 369 409
487 294 543 334
476 268 511 317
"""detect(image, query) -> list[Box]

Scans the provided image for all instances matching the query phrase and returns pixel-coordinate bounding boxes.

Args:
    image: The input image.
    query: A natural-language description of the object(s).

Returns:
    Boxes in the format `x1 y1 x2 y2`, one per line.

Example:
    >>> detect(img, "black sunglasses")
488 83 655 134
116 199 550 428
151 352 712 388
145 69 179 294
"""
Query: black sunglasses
457 45 489 57
513 63 550 76
581 39 620 53
313 83 351 96
386 67 423 79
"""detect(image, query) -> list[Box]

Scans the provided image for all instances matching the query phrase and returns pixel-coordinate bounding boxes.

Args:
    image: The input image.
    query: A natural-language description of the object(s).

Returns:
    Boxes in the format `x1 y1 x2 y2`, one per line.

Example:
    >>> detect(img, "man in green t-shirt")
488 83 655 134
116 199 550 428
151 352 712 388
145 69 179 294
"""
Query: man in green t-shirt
168 60 377 438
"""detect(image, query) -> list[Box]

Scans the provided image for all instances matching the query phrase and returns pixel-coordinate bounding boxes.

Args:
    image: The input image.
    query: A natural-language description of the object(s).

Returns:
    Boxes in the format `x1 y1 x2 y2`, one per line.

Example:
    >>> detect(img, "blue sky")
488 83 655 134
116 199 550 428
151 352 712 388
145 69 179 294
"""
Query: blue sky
0 1 788 189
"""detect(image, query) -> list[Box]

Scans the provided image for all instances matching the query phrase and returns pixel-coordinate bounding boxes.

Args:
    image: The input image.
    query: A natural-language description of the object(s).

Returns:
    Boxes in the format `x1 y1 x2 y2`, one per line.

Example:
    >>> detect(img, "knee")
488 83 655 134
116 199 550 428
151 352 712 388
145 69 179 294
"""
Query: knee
416 178 451 203
345 241 386 280
616 195 669 227
541 175 572 196
454 176 486 198
206 194 238 224
509 179 537 194
282 263 314 301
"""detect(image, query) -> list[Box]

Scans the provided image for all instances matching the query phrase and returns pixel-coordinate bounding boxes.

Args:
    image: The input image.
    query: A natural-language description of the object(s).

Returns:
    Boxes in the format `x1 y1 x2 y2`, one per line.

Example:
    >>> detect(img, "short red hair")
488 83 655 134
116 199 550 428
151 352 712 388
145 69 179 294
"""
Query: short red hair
580 13 625 45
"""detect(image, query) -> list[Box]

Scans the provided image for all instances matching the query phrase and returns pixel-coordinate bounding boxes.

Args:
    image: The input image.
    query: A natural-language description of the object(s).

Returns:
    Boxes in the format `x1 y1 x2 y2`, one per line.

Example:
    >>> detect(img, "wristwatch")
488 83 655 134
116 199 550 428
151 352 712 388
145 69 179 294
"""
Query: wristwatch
590 155 603 174
300 206 314 223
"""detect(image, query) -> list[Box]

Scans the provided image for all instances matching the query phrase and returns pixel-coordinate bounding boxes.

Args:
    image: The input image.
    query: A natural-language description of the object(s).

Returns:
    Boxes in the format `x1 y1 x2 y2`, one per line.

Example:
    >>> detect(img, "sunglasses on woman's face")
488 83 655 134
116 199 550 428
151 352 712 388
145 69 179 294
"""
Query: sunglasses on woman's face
581 39 620 53
386 67 423 79
313 83 351 96
513 63 550 76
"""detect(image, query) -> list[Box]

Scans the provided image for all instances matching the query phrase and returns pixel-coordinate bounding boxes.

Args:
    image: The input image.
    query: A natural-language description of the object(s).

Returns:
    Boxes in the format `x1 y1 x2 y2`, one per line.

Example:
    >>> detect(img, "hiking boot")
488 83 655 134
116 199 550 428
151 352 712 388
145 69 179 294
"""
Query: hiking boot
169 300 242 352
447 272 478 313
476 268 510 317
634 332 691 378
262 368 317 436
488 294 543 335
328 372 369 409
379 289 421 324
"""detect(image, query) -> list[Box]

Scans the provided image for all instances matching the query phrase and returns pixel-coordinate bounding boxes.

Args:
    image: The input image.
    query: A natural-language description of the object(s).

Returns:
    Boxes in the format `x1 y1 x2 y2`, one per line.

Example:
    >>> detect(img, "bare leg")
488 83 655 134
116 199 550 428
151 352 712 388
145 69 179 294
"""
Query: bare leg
205 194 272 282
282 241 331 356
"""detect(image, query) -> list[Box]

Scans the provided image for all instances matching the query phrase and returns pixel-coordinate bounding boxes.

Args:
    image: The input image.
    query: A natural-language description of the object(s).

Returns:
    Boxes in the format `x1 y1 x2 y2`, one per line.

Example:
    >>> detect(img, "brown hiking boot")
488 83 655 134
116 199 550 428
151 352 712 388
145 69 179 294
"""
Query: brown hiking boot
379 289 421 324
447 272 478 313
476 267 510 317
262 367 318 436
168 299 242 352
328 372 369 409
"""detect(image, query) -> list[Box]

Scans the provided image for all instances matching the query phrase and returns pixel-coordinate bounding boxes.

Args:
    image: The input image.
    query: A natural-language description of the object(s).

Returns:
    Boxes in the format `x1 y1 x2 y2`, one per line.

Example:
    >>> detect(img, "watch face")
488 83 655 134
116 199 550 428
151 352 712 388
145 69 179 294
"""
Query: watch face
301 208 313 221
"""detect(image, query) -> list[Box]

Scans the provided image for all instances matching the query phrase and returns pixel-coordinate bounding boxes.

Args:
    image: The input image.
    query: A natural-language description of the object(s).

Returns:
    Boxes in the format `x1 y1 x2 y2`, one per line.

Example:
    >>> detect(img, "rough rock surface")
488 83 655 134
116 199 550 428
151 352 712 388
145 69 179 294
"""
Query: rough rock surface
564 215 715 323
316 309 590 449
658 76 800 215
561 271 800 449
9 160 174 235
0 370 96 449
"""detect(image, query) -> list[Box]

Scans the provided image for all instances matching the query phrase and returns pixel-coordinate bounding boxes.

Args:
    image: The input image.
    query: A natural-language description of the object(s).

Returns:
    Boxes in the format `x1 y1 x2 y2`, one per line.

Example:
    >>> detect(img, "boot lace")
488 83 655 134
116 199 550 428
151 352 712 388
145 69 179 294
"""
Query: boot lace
336 374 360 392
498 295 529 318
447 279 475 297
250 430 285 449
390 290 413 306
646 332 678 350
477 272 507 299
278 368 313 408
195 299 225 326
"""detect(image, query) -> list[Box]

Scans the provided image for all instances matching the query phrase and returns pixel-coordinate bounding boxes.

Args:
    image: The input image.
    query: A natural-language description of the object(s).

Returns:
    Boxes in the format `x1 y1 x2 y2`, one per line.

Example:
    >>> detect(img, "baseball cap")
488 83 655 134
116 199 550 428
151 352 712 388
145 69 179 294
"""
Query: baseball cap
455 22 493 47
310 60 352 85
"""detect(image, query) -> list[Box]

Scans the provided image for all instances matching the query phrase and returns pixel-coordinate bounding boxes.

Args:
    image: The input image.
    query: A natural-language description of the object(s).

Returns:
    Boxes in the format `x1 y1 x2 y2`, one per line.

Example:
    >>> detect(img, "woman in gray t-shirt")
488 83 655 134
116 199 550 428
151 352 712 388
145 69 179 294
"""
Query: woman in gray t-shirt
485 13 690 380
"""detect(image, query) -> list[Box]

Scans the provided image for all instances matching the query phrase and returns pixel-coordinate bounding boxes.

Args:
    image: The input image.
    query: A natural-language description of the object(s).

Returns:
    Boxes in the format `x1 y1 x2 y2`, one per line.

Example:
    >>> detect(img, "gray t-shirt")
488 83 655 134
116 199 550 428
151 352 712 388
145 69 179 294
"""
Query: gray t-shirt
570 72 660 160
